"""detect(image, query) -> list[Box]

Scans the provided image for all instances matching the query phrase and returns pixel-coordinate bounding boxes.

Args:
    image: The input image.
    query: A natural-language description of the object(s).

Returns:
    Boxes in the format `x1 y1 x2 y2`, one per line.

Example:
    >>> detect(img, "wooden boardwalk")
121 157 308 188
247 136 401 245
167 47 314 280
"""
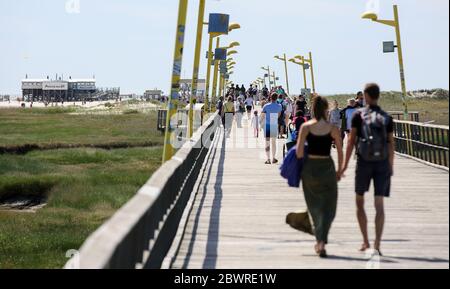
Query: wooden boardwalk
163 116 449 269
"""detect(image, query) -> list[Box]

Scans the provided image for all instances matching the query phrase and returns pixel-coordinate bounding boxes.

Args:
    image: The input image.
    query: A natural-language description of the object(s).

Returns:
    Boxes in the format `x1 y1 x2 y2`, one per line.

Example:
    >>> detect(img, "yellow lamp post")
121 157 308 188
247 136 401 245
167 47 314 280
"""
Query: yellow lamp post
212 42 240 108
362 4 408 117
162 0 189 163
261 66 271 90
205 22 240 112
211 37 221 109
189 0 206 138
293 55 309 90
274 54 290 95
299 52 316 93
271 71 278 87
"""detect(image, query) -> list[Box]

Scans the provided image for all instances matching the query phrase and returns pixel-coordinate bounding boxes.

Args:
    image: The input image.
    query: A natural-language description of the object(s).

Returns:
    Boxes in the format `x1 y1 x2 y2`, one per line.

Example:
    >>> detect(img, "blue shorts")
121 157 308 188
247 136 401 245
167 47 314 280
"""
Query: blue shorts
355 158 392 197
264 125 278 138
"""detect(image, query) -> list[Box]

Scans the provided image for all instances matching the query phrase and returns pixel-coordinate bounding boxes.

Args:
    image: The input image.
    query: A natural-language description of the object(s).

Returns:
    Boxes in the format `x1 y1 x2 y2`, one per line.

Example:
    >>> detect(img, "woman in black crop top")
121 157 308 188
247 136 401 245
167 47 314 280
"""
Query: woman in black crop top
295 96 344 258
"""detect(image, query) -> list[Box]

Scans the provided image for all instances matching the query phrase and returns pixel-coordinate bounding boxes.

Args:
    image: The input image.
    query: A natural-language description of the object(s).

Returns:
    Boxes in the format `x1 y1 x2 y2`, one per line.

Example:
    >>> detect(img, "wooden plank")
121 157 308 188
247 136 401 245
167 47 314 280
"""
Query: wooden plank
165 116 449 269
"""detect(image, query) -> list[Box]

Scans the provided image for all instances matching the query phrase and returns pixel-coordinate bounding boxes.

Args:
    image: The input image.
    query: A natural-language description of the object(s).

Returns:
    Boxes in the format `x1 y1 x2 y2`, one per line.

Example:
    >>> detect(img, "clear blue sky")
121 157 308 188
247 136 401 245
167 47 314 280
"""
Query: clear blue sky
0 0 448 95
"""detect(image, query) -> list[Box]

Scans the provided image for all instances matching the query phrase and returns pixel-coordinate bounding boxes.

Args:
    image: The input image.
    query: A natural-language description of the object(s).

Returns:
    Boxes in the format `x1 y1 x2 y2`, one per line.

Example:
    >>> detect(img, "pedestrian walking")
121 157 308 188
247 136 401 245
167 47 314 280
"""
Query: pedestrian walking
222 96 235 138
342 83 395 256
296 95 344 258
252 110 260 138
245 94 255 119
355 91 365 108
261 93 283 164
235 96 245 128
340 99 357 142
328 100 341 129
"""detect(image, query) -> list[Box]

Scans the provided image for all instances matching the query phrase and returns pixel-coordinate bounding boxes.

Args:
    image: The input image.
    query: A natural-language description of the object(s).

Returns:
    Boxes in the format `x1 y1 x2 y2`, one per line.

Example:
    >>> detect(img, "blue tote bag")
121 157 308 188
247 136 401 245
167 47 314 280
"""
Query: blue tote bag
280 146 307 188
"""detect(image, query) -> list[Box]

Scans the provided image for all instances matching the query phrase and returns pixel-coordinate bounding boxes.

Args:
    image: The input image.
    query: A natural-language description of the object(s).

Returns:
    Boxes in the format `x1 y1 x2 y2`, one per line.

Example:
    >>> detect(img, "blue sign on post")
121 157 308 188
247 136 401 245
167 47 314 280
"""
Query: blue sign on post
383 41 396 53
220 62 228 74
208 13 230 35
215 48 227 61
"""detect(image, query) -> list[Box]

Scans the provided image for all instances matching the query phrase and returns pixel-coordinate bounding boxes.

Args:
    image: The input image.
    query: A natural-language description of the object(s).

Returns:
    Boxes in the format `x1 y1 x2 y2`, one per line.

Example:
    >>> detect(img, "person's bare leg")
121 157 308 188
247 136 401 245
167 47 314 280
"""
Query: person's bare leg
265 138 271 163
374 196 385 254
356 195 370 251
271 137 278 163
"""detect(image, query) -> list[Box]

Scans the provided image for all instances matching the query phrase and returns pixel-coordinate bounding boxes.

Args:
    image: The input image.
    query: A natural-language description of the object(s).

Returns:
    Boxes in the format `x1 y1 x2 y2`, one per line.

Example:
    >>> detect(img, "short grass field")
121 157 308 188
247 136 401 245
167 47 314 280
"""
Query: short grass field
0 107 163 268
0 107 164 148
325 92 449 125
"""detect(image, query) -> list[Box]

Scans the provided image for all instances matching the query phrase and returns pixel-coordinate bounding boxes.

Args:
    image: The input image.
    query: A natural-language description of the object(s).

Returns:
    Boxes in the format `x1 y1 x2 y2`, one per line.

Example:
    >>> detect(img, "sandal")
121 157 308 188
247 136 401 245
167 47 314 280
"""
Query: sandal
319 249 328 258
265 160 271 165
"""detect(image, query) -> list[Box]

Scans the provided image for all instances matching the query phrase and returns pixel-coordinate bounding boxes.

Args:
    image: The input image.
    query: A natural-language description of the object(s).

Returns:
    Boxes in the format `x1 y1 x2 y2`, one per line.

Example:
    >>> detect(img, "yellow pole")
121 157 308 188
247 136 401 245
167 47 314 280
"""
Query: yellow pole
219 71 223 98
301 56 308 90
189 0 205 138
393 5 409 119
272 71 277 87
282 53 290 95
222 72 226 96
212 37 220 109
309 52 316 93
205 34 214 112
163 0 188 163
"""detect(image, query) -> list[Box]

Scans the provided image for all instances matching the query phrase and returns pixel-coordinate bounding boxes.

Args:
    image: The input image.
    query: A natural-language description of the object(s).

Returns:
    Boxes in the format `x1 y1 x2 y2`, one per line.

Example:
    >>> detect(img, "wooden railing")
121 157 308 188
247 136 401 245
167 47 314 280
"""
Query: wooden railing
393 120 449 169
65 113 220 269
388 111 420 122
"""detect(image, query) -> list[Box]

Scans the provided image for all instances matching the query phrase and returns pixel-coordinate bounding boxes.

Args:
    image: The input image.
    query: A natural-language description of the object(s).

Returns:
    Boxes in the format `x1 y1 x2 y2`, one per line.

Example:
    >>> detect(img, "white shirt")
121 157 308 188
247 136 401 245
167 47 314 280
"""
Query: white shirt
245 97 254 107
251 115 260 128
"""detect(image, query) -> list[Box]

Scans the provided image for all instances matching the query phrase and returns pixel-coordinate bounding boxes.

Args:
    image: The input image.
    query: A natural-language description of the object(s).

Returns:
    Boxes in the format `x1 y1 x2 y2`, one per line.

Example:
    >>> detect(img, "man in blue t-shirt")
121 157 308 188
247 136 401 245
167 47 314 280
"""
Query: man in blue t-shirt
261 93 282 165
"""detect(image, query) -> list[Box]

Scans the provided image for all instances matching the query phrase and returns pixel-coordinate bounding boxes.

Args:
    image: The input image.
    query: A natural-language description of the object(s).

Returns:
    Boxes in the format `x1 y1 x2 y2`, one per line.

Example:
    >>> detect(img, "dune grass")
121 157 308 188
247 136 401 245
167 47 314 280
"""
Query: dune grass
0 108 164 148
0 147 162 268
325 92 449 125
0 107 164 268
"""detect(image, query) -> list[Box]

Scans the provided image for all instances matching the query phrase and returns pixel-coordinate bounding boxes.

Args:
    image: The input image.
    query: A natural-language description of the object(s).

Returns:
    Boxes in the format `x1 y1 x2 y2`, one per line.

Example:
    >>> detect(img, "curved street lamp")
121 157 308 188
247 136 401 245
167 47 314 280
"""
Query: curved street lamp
274 54 290 95
206 22 241 111
290 56 308 90
261 66 271 90
362 4 408 117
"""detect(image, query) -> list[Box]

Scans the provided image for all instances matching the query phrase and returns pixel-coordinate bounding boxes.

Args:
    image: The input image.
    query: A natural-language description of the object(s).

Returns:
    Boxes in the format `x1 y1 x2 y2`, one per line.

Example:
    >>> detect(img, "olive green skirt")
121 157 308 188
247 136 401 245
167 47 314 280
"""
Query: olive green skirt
301 157 338 244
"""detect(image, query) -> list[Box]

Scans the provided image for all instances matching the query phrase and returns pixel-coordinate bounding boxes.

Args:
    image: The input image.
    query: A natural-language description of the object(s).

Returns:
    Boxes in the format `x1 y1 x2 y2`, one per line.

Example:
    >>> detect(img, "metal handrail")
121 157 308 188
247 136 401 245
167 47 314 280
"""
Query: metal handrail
393 120 449 169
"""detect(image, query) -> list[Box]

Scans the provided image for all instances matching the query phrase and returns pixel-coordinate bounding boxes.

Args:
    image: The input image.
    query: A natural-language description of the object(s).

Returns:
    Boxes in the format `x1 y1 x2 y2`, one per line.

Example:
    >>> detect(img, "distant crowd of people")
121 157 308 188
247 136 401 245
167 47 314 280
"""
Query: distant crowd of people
216 82 395 259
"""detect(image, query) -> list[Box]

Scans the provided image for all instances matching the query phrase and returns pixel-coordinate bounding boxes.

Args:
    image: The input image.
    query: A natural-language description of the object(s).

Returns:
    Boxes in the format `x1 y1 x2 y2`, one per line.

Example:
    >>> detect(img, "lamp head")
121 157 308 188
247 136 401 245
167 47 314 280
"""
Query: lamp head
228 23 241 32
294 55 303 60
362 11 378 21
227 50 238 56
228 41 240 48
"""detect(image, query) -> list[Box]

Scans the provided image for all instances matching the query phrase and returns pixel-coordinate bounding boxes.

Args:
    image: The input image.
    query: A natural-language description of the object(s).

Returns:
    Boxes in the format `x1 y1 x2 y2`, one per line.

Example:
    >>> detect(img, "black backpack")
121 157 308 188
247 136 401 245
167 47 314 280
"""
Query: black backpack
357 107 389 162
